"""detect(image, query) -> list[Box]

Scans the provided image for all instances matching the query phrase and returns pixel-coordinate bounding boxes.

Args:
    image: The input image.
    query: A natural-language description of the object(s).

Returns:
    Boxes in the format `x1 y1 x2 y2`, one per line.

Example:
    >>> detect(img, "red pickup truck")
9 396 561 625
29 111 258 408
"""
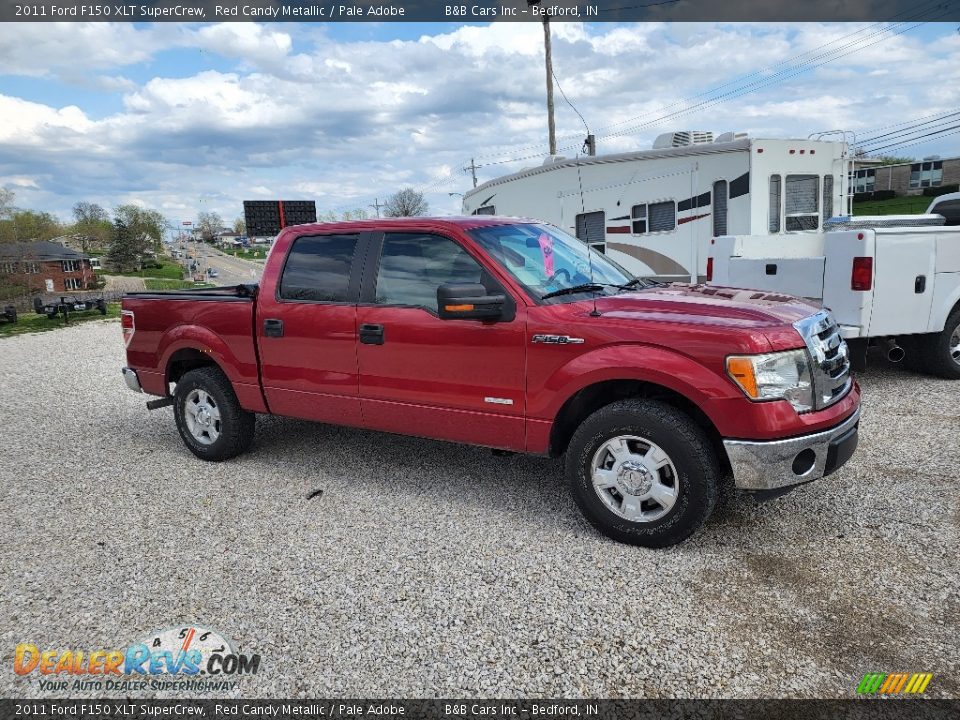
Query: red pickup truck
121 217 860 547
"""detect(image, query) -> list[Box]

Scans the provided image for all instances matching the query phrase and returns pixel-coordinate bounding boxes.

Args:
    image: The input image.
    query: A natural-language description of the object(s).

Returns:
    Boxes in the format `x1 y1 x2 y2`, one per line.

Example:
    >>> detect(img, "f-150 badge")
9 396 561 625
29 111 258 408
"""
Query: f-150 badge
532 334 585 345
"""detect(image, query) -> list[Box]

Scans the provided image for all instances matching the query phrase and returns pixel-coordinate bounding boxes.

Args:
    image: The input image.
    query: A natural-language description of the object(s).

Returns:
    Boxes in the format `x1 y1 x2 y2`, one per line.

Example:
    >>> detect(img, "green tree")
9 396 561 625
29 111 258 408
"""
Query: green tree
71 202 113 252
114 204 167 249
871 155 915 166
197 211 223 243
107 218 139 272
0 187 14 219
0 210 63 243
384 188 428 217
233 217 246 235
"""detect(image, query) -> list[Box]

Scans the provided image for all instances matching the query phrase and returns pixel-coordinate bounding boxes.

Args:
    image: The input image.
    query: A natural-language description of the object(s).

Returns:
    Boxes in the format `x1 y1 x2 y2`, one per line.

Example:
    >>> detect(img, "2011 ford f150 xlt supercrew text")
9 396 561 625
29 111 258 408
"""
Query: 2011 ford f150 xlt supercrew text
121 217 861 546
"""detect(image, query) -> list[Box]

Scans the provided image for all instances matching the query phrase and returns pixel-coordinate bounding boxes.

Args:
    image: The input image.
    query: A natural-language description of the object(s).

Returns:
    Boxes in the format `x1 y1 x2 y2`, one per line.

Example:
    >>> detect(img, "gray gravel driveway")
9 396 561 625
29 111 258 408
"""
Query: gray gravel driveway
1 321 957 699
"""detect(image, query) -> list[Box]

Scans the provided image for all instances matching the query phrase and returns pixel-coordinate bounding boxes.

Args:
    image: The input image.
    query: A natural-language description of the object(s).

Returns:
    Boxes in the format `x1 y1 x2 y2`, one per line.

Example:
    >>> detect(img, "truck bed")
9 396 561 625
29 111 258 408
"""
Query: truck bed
121 284 265 410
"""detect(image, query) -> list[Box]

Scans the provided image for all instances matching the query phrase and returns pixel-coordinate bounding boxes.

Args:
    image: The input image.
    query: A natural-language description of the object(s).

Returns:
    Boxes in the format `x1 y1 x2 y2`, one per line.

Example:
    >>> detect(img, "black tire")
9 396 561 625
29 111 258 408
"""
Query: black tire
565 399 719 548
916 308 960 379
173 367 256 461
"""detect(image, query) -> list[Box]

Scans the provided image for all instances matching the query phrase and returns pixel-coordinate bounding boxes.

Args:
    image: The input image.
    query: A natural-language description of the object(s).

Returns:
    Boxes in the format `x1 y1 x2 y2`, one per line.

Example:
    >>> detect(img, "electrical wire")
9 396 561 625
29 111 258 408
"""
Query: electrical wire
469 0 949 164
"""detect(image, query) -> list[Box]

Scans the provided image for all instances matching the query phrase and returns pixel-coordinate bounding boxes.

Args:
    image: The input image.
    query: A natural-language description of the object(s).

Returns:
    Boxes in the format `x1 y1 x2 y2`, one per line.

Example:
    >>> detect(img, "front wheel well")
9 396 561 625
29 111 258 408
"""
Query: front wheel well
548 379 729 473
166 348 221 391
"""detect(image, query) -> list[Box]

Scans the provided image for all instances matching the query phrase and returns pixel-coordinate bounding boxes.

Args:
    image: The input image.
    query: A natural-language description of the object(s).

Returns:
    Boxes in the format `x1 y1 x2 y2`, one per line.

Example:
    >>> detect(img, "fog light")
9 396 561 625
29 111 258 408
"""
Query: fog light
792 449 816 476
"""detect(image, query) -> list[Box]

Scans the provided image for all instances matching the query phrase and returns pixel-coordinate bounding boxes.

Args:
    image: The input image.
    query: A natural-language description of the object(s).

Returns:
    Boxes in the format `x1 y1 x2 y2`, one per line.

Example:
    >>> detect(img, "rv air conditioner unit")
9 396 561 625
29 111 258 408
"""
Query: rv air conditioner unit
714 131 749 143
652 131 714 149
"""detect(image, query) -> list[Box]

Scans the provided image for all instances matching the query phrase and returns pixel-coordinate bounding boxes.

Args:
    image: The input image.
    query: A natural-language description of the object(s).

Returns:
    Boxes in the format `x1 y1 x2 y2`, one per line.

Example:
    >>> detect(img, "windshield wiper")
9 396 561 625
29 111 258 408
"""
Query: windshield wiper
541 283 606 300
540 277 659 301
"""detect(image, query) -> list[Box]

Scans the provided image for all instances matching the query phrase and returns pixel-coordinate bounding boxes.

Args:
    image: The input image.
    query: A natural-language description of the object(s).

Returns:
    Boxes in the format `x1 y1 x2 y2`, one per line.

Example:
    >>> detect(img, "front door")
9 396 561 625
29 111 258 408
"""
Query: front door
257 232 366 426
356 231 527 450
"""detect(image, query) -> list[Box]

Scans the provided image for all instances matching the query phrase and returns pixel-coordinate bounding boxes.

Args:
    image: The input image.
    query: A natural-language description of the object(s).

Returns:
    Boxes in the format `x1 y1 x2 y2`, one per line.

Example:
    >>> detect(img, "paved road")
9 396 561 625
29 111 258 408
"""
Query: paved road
172 245 265 286
205 246 265 286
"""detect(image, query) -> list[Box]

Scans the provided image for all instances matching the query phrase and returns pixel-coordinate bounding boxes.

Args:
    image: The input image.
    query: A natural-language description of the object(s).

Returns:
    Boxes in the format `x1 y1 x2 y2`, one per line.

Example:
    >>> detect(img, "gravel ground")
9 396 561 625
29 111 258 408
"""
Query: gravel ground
1 320 957 699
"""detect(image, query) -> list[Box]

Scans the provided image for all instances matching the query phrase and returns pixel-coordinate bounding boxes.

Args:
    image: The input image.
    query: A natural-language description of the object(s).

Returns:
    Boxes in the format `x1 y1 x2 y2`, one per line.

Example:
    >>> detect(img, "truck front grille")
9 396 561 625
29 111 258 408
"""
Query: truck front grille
794 310 851 410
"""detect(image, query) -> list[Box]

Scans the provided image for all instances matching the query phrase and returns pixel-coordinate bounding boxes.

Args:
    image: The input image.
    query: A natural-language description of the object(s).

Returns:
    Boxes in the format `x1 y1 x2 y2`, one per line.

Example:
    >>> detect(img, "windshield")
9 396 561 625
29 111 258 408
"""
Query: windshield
467 223 637 302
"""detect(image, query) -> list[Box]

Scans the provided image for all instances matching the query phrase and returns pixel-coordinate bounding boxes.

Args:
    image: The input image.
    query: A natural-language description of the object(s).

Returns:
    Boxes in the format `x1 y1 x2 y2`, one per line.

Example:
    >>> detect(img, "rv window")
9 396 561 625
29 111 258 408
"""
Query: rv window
649 201 676 232
785 174 819 231
823 175 834 220
575 211 606 247
632 201 675 234
713 181 728 236
769 176 782 233
473 206 496 215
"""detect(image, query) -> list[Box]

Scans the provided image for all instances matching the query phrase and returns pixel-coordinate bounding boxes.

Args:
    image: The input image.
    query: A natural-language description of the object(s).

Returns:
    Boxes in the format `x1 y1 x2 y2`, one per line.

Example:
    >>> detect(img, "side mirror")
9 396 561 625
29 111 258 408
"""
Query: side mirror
437 283 506 321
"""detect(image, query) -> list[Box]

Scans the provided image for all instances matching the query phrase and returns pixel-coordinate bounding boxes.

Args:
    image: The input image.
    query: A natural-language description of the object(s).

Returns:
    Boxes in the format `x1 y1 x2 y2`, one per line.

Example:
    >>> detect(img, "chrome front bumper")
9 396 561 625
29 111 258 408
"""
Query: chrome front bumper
122 367 143 394
723 407 861 492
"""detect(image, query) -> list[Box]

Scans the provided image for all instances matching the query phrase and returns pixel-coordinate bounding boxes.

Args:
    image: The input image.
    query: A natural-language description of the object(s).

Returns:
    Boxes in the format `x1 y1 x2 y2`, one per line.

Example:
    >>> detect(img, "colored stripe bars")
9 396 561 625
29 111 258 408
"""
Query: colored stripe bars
857 673 933 695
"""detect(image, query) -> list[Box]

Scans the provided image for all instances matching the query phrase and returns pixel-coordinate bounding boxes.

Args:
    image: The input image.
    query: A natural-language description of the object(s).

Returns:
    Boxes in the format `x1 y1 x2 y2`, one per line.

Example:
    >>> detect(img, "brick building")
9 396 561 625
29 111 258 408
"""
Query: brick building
851 155 960 196
0 241 96 295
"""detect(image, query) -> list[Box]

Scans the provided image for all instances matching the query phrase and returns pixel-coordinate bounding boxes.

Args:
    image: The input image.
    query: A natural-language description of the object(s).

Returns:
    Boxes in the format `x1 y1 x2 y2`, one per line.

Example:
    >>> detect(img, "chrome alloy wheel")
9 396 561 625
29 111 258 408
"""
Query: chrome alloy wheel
591 435 679 522
950 321 960 366
183 389 222 445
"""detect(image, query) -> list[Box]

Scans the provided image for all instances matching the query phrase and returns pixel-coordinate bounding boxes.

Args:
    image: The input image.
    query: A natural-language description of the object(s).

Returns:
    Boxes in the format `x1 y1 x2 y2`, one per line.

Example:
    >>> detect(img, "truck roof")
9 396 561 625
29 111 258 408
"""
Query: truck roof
277 215 539 235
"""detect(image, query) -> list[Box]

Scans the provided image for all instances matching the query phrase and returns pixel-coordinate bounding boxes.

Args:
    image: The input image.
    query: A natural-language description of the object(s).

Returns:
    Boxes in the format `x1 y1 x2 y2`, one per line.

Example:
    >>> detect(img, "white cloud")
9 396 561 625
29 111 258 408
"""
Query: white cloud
0 21 959 223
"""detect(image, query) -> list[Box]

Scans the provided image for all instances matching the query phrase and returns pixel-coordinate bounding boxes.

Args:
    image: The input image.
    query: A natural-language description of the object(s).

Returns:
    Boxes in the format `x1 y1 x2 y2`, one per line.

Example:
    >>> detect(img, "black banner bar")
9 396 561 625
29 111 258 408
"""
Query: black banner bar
2 0 960 23
2 699 959 720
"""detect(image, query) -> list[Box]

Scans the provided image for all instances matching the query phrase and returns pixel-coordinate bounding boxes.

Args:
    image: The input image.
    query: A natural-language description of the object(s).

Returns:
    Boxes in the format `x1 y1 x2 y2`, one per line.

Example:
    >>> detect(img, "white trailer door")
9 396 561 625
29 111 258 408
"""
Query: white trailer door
868 231 936 337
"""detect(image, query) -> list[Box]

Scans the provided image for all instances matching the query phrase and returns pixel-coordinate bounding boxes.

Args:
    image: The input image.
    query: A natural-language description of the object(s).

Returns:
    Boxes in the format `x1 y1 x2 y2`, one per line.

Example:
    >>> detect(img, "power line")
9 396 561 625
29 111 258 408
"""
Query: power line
469 2 947 164
859 109 960 144
856 107 960 136
597 6 949 142
859 123 960 154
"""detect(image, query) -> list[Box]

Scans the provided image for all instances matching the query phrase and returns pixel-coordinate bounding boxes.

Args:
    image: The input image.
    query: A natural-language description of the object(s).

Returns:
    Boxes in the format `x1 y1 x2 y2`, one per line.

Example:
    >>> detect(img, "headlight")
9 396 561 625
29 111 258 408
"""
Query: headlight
726 349 814 412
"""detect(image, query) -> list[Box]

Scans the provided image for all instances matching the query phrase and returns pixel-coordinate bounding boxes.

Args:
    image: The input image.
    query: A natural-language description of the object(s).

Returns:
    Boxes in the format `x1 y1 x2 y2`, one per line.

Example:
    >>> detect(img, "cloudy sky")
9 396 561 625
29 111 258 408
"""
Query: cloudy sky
1 20 958 230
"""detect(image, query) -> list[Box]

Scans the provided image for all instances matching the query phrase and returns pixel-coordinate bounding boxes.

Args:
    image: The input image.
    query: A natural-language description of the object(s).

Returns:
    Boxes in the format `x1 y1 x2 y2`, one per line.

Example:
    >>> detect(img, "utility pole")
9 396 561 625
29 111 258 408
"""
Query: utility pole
539 5 557 156
464 158 479 188
369 198 383 218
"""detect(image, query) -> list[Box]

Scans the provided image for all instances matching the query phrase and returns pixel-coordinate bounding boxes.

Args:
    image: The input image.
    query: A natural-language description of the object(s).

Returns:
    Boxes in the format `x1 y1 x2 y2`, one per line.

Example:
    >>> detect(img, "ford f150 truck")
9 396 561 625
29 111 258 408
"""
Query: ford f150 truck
121 217 861 547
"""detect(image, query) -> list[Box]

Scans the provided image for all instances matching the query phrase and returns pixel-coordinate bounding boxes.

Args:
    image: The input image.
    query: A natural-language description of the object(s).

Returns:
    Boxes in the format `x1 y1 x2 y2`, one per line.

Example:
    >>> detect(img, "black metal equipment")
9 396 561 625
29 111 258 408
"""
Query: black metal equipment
34 295 107 323
0 305 16 324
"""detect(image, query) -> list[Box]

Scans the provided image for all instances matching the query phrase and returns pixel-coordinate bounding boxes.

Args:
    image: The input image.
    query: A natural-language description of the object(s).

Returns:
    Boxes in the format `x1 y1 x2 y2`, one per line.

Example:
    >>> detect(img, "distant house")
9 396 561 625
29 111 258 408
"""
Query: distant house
0 241 96 294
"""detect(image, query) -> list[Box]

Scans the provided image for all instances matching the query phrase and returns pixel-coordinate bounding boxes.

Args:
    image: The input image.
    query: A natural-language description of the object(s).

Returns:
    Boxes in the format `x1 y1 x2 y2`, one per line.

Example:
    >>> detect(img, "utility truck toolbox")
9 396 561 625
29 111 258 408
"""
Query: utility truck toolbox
122 217 861 548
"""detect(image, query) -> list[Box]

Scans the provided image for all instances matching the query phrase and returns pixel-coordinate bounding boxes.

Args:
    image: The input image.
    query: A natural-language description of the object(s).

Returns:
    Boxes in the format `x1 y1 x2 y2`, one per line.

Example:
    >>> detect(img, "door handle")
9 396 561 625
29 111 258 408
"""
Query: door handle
915 275 926 294
263 318 284 337
359 323 385 345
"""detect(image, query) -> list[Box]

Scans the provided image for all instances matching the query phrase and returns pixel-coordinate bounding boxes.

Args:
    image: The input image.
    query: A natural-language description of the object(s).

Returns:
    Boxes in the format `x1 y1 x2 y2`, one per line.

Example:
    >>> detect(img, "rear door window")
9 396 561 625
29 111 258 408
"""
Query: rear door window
279 234 360 302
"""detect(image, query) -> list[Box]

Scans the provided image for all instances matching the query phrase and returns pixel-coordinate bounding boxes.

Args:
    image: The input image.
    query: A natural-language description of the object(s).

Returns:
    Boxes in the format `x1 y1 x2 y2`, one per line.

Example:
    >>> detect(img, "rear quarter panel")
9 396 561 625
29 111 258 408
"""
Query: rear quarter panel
123 297 262 409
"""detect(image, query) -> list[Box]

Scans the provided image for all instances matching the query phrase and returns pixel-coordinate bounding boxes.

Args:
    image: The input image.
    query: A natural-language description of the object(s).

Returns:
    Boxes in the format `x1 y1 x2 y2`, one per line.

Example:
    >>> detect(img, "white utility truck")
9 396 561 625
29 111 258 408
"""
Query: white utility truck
708 194 960 378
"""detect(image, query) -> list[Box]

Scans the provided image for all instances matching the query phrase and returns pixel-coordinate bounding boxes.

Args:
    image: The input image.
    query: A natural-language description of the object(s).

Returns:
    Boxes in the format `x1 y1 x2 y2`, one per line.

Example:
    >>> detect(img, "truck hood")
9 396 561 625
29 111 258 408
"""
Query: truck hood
590 283 819 330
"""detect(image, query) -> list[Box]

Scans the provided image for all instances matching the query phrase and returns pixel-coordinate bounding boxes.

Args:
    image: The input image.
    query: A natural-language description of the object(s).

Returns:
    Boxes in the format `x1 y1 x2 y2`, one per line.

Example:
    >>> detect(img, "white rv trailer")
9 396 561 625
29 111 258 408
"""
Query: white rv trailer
462 133 850 281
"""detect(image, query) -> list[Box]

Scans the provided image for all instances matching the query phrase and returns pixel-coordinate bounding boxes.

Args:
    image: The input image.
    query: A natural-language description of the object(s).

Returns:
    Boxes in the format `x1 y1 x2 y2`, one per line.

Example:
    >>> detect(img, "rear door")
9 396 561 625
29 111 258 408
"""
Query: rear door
356 230 527 450
256 232 369 426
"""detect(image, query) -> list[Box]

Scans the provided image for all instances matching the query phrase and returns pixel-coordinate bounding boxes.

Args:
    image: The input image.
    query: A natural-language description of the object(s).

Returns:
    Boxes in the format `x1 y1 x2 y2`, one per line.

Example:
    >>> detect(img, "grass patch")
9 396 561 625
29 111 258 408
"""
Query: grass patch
219 246 268 261
0 303 121 339
853 196 932 216
144 279 215 290
111 258 185 280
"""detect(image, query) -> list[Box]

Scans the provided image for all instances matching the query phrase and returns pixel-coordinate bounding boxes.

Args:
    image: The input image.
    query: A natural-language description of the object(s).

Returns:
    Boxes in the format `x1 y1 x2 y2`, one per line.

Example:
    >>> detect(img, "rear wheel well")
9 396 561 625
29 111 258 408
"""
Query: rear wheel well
166 348 221 391
549 380 729 473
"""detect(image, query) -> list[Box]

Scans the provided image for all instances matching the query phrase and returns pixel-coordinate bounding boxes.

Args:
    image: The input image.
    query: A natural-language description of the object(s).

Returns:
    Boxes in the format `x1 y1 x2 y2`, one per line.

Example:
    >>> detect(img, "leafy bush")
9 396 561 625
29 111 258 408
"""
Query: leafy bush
923 184 959 197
